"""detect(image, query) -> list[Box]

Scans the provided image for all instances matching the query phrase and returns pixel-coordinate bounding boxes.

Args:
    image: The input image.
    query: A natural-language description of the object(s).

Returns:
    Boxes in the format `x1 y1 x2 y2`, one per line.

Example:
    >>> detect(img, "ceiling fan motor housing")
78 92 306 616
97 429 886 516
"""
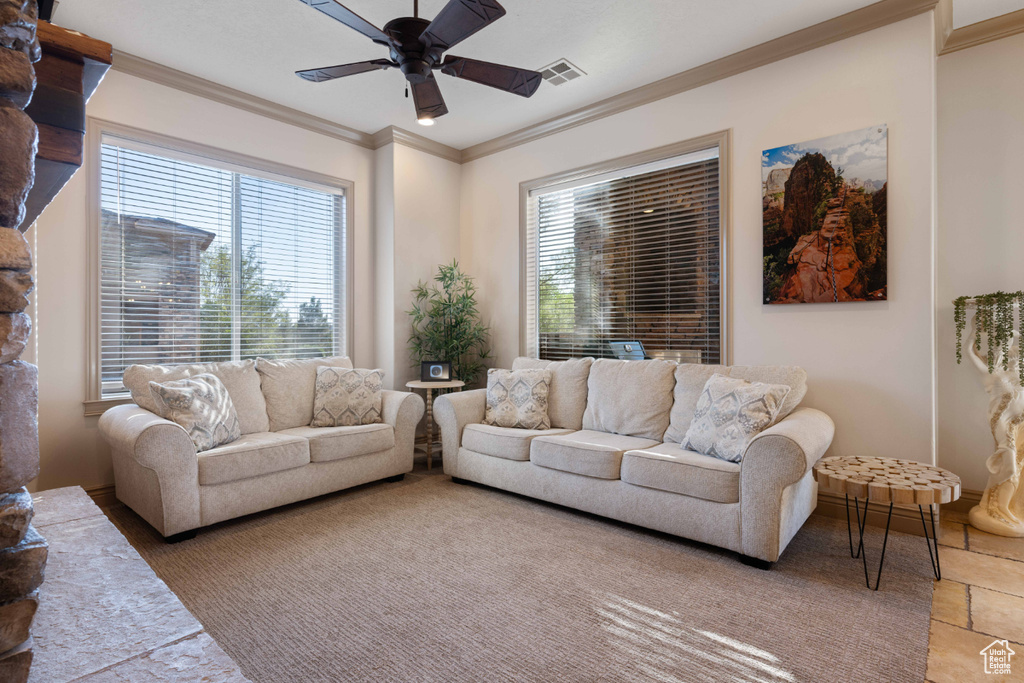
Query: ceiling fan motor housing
384 17 435 84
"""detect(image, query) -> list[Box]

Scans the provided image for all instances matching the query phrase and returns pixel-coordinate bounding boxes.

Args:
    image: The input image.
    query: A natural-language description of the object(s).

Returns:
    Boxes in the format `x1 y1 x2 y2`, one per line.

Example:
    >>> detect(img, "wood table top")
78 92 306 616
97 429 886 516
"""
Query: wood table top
405 380 465 390
813 455 961 506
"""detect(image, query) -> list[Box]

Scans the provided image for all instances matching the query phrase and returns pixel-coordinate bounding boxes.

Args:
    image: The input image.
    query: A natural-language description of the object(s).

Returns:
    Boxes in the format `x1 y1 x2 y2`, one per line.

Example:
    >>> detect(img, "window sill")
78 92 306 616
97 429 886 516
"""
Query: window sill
83 397 134 417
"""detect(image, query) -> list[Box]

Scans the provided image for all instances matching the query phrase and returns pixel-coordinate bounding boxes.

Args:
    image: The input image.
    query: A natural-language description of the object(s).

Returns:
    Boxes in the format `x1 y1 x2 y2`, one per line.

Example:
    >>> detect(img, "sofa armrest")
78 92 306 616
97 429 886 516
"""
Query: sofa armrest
739 407 835 561
382 390 425 467
434 389 486 476
98 404 201 536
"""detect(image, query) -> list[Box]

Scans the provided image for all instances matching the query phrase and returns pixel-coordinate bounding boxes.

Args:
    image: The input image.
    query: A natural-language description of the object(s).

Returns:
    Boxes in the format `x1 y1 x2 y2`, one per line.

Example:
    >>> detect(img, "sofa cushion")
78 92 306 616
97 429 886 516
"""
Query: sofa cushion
728 365 807 421
530 430 659 480
483 368 553 430
311 367 384 427
198 432 310 486
682 374 791 463
463 423 573 461
149 374 241 453
663 364 732 444
278 423 394 463
621 442 740 504
124 359 270 435
256 356 354 431
512 357 593 430
582 359 676 440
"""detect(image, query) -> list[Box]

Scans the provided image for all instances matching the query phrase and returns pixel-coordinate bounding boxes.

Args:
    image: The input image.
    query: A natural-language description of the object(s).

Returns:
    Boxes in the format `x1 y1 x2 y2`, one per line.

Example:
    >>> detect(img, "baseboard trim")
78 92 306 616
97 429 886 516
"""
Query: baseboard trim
940 488 983 513
85 484 117 509
814 488 984 536
814 490 929 536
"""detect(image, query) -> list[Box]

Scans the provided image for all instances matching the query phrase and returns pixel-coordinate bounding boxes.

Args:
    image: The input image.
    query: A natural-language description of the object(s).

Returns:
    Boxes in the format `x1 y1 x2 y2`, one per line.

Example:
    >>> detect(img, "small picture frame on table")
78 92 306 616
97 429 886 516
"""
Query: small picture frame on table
420 361 451 382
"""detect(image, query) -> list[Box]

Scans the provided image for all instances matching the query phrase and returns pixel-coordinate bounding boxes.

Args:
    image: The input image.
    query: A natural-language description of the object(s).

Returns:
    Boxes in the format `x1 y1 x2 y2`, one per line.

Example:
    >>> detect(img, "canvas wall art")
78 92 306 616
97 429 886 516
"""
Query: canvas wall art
762 124 888 304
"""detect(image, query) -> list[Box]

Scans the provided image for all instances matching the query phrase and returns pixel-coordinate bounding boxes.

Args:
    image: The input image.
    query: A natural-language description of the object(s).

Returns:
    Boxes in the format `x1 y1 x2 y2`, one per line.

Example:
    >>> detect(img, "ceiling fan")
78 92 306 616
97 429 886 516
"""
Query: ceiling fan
296 0 543 125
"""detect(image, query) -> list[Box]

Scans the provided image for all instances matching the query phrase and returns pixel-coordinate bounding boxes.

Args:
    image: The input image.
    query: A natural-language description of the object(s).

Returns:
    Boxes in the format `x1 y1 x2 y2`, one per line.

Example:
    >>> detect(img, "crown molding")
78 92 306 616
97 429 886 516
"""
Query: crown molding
935 0 954 52
461 0 939 163
371 125 463 163
111 50 376 149
112 0 942 166
939 8 1024 55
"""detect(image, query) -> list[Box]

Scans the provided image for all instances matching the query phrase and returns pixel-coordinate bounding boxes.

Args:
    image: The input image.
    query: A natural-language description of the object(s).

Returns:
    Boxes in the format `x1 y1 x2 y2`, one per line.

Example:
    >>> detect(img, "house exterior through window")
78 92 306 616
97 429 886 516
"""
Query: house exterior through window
524 145 724 364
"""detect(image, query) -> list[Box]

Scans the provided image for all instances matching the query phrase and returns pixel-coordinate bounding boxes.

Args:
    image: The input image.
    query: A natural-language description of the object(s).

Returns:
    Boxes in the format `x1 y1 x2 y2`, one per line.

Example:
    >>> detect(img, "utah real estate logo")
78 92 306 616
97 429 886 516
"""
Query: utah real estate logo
980 640 1015 675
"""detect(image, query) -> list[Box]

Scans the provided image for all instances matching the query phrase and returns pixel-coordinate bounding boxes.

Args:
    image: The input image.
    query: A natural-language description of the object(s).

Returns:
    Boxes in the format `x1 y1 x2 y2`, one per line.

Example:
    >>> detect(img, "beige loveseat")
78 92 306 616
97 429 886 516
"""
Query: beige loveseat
435 358 834 566
98 356 424 540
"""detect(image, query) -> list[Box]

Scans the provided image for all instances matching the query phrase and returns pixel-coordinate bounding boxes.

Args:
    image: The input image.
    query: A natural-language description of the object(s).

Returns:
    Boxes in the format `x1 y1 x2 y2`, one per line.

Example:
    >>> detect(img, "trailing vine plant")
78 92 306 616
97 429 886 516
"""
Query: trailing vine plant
408 260 491 386
954 290 1024 386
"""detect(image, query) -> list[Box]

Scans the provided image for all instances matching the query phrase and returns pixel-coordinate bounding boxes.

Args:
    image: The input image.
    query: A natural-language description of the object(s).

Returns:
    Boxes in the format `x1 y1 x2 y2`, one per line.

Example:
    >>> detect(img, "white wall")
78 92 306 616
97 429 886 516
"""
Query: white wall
31 70 377 492
936 33 1024 491
390 145 462 389
374 143 397 386
372 142 462 390
459 13 938 466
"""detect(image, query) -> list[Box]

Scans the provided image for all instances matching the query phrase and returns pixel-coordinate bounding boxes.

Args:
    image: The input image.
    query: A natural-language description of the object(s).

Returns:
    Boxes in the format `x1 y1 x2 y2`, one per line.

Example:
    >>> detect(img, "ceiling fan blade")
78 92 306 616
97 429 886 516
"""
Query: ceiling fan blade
298 0 389 44
440 56 542 97
420 0 506 51
296 59 394 83
411 77 449 120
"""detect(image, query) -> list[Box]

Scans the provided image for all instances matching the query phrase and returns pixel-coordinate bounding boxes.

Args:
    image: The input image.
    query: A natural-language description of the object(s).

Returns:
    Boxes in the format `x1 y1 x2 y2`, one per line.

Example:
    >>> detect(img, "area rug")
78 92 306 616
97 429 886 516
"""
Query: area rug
107 472 934 682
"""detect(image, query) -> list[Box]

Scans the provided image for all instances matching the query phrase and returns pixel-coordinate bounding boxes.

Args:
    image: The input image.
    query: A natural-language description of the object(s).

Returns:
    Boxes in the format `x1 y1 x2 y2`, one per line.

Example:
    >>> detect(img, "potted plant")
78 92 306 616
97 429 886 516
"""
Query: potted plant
954 291 1024 537
408 260 490 386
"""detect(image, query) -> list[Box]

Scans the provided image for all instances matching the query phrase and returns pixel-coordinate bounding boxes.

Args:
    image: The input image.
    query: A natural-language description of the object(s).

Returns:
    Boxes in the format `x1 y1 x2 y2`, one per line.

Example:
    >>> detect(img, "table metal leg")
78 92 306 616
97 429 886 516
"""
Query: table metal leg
919 504 941 580
845 494 862 558
425 388 433 471
847 497 894 591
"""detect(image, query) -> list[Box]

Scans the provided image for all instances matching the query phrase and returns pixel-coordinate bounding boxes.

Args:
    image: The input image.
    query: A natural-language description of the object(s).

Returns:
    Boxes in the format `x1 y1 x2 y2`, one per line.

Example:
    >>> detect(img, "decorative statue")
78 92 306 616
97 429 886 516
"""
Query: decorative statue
955 292 1024 537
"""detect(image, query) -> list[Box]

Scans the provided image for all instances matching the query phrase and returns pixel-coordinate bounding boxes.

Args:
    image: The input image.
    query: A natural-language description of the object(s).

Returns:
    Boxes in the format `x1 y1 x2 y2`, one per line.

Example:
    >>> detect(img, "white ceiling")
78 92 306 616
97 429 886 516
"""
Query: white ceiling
53 0 922 148
953 0 1024 28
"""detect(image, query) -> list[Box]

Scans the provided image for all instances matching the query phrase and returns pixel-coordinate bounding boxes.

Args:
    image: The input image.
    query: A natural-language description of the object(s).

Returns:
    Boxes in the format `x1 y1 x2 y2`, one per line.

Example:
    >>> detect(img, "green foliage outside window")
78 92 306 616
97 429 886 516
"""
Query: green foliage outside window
199 245 334 360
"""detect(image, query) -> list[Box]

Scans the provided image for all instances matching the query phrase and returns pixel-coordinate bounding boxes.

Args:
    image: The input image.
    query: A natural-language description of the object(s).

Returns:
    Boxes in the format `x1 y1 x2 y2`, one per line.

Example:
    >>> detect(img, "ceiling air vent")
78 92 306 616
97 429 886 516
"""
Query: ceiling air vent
539 59 585 86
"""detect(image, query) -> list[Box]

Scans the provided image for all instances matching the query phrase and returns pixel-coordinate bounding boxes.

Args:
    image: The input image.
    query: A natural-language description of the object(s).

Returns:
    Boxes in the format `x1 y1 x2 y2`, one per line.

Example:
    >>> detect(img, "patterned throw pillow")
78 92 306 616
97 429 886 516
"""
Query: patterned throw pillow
311 367 384 427
682 373 791 463
149 373 242 453
483 368 552 430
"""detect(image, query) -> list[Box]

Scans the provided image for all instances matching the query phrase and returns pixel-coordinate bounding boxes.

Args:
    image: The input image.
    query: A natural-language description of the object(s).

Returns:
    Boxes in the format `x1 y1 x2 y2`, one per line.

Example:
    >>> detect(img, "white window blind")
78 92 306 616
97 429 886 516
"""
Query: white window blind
524 148 722 364
98 136 345 397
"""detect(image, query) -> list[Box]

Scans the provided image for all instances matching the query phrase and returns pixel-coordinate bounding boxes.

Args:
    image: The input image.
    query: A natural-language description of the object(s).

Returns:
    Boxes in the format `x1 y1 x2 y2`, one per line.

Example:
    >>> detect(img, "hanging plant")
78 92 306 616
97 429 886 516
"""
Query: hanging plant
954 290 1024 386
408 260 491 386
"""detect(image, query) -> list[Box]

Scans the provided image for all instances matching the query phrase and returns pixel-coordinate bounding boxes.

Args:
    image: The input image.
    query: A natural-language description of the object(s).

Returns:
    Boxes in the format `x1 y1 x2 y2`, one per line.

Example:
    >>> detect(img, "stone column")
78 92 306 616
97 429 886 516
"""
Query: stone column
0 2 46 682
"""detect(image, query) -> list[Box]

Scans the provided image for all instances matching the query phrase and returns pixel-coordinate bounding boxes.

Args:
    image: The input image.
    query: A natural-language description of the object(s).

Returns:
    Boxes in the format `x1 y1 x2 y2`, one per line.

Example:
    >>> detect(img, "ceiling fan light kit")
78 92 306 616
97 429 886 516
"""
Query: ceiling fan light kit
296 0 543 123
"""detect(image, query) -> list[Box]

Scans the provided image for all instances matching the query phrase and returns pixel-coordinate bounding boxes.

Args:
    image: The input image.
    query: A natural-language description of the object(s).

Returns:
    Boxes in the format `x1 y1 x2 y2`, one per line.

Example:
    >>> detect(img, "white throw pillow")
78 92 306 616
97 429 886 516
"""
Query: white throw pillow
311 367 384 427
149 373 241 453
511 357 593 430
256 356 354 431
124 359 269 435
483 368 553 430
682 373 791 463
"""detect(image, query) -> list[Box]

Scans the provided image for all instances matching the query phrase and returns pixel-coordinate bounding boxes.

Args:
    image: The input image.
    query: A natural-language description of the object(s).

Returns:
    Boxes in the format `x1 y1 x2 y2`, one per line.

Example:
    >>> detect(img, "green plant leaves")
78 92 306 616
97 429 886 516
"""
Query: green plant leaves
954 291 1024 386
407 259 491 386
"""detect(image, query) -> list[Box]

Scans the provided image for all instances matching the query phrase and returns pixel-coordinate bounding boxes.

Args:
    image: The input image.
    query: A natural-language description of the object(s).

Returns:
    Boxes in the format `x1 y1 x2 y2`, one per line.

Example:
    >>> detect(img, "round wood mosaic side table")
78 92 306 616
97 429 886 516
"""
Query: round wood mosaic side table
813 456 961 590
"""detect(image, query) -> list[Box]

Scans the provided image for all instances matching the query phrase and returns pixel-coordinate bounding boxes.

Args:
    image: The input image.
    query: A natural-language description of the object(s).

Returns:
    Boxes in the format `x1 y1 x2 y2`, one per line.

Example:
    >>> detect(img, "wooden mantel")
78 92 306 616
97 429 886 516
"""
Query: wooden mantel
20 21 112 231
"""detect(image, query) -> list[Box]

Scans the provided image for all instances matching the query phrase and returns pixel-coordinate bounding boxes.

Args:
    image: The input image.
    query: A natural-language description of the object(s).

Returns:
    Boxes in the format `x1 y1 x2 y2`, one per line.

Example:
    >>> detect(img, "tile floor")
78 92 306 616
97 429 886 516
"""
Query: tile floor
927 508 1024 682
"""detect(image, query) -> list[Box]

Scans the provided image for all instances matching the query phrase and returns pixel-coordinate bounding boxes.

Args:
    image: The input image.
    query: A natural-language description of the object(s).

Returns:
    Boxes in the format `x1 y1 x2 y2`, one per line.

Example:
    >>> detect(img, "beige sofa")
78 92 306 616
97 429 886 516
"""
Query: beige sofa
435 358 835 567
98 356 424 540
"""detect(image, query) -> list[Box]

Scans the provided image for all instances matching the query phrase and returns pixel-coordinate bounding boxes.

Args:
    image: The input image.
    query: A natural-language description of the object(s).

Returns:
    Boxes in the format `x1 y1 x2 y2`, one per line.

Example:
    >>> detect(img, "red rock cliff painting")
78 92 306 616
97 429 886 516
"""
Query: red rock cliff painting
762 125 887 304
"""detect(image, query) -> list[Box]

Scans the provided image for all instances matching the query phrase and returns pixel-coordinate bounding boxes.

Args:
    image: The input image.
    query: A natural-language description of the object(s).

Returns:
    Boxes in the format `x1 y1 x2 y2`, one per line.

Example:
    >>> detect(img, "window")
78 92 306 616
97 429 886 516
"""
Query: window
523 142 724 364
94 130 348 399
